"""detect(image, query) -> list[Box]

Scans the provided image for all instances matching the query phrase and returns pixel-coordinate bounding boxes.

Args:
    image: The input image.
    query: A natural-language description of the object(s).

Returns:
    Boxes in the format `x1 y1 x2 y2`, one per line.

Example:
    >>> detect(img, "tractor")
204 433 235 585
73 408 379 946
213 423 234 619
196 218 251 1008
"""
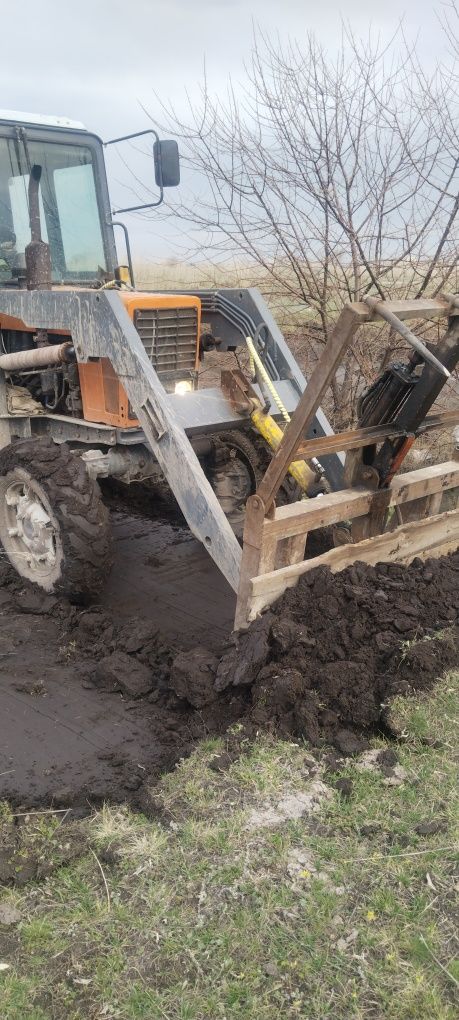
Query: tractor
0 110 457 626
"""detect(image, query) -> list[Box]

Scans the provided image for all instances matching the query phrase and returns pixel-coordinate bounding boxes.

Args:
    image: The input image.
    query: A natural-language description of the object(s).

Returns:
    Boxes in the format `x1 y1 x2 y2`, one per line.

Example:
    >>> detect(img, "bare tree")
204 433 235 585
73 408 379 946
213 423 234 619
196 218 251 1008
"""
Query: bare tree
146 24 459 425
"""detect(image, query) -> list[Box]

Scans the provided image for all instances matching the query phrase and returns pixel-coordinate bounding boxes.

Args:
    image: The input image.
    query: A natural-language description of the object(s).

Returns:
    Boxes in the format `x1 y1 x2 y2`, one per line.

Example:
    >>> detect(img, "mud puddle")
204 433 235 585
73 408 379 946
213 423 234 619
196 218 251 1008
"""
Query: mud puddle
101 480 235 647
0 485 458 816
0 500 237 811
105 509 235 648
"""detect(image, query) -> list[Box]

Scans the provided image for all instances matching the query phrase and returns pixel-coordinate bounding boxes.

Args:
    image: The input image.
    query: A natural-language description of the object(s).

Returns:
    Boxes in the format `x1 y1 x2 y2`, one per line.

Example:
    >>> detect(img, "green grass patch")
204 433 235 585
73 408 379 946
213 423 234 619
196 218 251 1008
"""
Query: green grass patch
0 673 458 1019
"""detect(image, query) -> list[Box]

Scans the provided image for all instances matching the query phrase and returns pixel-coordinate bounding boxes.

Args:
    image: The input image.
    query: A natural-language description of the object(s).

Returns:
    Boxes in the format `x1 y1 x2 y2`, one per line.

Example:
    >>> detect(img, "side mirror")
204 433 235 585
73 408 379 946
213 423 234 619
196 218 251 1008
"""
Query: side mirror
153 139 180 188
105 129 181 214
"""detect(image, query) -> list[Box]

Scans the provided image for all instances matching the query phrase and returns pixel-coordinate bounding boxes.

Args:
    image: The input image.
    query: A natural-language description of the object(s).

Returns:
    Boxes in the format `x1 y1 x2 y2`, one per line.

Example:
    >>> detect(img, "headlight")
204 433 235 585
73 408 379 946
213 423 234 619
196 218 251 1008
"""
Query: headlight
174 380 193 395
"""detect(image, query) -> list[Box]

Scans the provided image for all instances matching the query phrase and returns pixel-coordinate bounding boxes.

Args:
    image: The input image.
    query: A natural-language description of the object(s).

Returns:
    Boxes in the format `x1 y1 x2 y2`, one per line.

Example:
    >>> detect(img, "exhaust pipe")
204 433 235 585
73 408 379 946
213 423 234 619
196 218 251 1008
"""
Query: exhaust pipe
25 165 52 291
0 343 74 373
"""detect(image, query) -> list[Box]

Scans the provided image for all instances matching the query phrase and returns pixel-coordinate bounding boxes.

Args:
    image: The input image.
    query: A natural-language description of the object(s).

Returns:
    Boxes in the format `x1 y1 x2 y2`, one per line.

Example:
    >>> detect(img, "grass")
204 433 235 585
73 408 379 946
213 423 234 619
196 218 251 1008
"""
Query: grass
0 673 458 1019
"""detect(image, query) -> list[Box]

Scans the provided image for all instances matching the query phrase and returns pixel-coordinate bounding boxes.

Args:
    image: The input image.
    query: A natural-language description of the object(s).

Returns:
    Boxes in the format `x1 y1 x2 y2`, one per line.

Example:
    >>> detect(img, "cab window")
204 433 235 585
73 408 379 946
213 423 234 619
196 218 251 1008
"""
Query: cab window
0 137 107 283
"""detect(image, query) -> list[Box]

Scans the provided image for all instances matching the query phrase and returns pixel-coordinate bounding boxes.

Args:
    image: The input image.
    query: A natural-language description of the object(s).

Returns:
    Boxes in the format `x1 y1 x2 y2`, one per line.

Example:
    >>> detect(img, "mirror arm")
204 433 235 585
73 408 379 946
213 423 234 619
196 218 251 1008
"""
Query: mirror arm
104 129 164 215
104 129 160 147
110 196 163 215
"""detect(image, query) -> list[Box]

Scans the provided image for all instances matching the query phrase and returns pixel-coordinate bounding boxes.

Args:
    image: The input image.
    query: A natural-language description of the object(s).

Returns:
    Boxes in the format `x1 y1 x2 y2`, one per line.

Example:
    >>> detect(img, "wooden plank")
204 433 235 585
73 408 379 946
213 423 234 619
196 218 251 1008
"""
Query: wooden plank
258 533 307 575
425 491 444 516
284 534 307 566
234 494 266 630
400 489 446 523
257 304 364 512
349 298 455 322
258 534 279 574
262 461 459 540
247 509 459 621
265 487 378 538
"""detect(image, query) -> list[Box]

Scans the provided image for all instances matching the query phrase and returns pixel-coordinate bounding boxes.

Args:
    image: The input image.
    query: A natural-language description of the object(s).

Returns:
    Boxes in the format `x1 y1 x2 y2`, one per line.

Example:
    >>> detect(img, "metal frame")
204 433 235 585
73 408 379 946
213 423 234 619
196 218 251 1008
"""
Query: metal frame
0 288 341 449
0 281 342 596
0 287 242 591
104 130 165 214
146 287 344 488
0 288 457 624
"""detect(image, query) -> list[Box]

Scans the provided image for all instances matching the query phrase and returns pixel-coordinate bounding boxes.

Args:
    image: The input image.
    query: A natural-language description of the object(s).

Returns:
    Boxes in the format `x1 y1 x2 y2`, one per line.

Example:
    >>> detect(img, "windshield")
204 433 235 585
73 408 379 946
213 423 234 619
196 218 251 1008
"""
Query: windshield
0 137 107 284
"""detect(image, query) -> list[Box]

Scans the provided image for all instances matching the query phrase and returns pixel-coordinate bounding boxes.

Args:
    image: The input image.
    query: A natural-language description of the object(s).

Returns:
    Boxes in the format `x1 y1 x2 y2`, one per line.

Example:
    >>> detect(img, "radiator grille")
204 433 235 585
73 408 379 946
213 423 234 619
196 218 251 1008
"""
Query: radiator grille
135 306 198 376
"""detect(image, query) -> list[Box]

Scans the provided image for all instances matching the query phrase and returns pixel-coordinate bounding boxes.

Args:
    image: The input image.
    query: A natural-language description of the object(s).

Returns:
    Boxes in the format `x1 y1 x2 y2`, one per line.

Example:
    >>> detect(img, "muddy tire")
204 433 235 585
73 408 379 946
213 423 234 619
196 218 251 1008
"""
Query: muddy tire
251 432 303 506
0 438 112 601
206 428 305 535
206 429 262 535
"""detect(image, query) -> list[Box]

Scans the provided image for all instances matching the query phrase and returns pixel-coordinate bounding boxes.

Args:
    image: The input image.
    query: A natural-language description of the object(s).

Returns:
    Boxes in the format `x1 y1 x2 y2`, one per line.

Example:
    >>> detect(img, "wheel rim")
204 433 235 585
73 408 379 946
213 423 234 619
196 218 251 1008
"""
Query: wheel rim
0 472 61 584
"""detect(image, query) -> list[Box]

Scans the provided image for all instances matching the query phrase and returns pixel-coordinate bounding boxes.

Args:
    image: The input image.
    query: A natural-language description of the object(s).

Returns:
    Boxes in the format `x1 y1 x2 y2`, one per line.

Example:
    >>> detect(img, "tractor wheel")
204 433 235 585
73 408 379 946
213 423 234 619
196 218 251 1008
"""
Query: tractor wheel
0 438 112 601
206 430 261 536
206 428 305 536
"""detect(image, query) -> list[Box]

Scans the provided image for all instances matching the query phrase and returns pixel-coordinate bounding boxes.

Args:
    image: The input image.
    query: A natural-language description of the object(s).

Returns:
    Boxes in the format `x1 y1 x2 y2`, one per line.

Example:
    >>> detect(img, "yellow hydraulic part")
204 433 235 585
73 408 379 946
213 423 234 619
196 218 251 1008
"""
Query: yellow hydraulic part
250 406 316 493
115 264 132 285
245 335 316 494
245 335 290 422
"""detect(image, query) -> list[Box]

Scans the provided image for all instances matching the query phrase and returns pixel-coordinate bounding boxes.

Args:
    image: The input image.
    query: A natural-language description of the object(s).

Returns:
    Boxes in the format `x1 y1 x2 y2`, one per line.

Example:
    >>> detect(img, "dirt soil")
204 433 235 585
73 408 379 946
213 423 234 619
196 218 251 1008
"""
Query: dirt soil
0 498 237 813
212 555 459 755
0 491 458 815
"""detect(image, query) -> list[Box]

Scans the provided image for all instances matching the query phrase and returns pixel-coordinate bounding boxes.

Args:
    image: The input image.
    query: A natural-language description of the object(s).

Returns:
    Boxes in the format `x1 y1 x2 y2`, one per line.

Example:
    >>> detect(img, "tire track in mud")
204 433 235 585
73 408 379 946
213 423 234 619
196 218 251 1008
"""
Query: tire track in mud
0 503 236 809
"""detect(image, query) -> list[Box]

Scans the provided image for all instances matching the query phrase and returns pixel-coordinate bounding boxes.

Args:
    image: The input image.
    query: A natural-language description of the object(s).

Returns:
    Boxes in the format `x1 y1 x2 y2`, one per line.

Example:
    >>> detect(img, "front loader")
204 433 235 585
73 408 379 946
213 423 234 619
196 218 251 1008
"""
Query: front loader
0 110 458 626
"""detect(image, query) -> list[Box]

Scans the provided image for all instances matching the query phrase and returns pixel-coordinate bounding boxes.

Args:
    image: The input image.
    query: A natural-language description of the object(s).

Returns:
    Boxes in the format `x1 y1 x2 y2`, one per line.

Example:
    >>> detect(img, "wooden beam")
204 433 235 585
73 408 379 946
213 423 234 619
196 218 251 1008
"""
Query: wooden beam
348 298 456 322
257 304 365 511
234 494 266 631
262 461 459 540
425 491 444 516
295 410 459 461
248 509 459 621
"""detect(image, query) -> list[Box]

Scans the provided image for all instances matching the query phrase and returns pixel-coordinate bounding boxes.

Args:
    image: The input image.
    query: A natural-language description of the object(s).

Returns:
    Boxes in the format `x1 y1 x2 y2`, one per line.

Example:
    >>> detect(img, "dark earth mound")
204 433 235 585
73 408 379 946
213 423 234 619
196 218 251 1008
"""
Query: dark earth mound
207 554 459 754
0 499 458 817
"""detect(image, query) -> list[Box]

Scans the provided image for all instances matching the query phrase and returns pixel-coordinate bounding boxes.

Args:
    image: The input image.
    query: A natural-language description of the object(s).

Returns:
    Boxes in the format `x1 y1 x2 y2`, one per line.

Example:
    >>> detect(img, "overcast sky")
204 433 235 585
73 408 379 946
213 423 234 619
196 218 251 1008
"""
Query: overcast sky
0 0 449 262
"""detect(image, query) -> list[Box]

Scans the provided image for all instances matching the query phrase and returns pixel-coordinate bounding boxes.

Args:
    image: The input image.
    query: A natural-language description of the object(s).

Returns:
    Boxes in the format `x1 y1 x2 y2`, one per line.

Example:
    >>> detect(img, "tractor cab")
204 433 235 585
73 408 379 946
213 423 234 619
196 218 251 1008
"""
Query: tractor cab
0 111 117 287
0 110 180 288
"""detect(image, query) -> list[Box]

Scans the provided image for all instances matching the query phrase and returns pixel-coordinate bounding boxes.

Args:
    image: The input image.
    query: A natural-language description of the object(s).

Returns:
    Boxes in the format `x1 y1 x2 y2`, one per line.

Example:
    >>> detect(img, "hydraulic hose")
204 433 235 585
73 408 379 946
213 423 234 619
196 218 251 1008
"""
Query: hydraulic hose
246 335 290 422
245 334 326 488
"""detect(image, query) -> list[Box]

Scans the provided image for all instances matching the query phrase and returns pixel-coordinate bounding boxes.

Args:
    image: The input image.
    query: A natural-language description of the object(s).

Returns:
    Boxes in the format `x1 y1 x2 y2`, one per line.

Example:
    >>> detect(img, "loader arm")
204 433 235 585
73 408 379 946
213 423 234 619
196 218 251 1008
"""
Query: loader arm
0 288 242 591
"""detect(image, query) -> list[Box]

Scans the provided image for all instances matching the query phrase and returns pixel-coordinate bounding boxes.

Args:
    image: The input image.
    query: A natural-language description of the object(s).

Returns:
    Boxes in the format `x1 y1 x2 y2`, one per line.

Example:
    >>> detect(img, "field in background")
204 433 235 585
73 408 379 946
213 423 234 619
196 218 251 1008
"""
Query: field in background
135 258 459 335
135 259 315 333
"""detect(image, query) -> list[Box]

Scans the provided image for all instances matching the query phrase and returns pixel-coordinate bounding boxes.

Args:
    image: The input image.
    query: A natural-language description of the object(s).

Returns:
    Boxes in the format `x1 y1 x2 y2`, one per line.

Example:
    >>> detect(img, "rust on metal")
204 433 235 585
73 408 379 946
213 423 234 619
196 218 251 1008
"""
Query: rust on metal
220 369 257 415
295 408 459 460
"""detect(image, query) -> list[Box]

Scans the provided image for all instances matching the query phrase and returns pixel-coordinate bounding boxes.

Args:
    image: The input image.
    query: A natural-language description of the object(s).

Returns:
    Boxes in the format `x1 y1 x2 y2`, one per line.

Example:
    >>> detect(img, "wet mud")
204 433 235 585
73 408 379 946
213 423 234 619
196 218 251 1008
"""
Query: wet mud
0 493 458 815
0 500 237 812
